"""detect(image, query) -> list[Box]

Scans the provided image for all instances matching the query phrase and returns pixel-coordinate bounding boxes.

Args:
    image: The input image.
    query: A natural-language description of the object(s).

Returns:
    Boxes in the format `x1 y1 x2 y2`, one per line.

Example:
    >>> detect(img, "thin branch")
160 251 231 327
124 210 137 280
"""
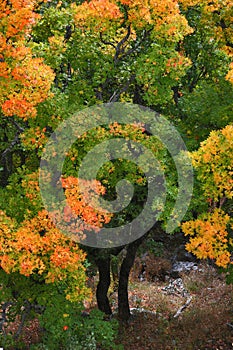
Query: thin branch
100 32 116 50
122 28 152 59
1 119 24 161
1 133 21 160
219 197 226 208
10 119 24 133
114 25 131 64
13 311 29 339
64 24 73 43
173 296 192 318
13 301 45 340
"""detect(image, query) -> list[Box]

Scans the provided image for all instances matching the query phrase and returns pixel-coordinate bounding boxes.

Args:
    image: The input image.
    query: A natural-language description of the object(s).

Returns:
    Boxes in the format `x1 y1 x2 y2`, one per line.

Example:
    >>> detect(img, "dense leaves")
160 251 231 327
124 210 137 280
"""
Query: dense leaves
182 125 233 268
0 0 233 346
0 0 54 119
0 209 90 302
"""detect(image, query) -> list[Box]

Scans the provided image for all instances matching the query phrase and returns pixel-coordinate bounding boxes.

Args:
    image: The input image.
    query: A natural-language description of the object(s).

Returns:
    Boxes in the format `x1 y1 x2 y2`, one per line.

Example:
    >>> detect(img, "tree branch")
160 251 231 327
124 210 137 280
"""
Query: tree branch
122 28 152 59
108 74 136 102
114 25 131 64
100 32 116 50
1 119 25 161
173 296 192 318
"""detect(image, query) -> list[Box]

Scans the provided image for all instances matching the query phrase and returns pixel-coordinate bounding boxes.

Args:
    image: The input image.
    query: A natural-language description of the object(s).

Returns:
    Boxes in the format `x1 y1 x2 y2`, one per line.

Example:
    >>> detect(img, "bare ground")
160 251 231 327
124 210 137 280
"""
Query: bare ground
3 262 233 350
116 262 233 350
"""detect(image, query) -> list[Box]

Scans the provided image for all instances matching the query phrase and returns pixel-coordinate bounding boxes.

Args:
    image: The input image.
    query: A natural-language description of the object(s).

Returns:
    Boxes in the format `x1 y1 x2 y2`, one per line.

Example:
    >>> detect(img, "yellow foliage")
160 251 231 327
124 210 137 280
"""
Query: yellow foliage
183 125 233 269
183 209 232 268
191 125 233 201
72 0 193 40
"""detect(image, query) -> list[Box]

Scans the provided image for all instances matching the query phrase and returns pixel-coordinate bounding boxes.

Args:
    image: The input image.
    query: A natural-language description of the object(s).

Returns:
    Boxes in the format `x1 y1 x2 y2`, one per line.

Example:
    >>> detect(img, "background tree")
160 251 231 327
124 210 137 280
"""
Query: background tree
169 0 233 148
182 125 233 269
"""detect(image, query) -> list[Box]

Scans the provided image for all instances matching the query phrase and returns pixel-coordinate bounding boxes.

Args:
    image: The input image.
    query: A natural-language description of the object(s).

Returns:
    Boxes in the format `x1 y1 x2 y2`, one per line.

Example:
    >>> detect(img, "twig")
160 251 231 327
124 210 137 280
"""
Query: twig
10 119 24 133
13 300 32 339
1 133 20 160
173 296 192 318
122 28 152 59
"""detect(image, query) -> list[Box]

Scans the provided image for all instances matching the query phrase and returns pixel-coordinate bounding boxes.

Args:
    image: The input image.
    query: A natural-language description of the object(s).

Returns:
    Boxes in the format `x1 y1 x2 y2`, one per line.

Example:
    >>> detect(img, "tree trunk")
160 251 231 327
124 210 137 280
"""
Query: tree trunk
118 241 140 321
96 257 112 315
118 228 153 322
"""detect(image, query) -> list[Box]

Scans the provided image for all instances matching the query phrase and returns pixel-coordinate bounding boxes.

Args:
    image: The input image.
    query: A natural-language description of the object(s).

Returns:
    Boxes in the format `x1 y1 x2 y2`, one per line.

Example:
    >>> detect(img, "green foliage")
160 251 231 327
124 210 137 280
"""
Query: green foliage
0 168 42 222
145 239 164 257
33 306 122 350
135 44 191 105
0 269 122 350
176 79 233 149
0 270 53 349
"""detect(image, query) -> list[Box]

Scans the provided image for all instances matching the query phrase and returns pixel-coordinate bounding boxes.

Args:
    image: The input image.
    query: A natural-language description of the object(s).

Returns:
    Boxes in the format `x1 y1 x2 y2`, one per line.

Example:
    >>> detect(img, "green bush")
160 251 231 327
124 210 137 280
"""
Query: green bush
33 303 122 350
0 270 122 350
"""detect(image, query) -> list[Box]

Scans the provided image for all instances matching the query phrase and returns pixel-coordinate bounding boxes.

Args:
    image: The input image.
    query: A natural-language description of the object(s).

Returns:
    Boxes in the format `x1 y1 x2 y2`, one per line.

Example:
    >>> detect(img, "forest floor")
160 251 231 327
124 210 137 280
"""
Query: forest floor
4 260 233 350
114 262 233 350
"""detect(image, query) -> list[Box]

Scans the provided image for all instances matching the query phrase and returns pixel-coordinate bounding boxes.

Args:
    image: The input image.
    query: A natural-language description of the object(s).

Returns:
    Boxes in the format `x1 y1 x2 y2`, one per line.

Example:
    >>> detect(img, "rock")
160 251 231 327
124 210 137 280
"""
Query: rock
172 261 199 273
162 278 189 297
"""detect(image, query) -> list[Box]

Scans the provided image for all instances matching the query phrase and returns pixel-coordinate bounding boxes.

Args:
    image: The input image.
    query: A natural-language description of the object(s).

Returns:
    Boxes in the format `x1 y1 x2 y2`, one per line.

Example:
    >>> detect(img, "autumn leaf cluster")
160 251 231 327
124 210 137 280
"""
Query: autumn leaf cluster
0 209 91 302
0 0 54 119
182 125 233 268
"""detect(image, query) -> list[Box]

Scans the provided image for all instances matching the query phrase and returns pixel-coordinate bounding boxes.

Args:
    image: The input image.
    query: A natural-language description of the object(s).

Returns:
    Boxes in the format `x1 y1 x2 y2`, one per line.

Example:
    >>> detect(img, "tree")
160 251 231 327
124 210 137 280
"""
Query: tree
31 0 194 321
169 0 233 148
182 125 233 268
1 0 233 326
0 1 106 344
0 176 116 347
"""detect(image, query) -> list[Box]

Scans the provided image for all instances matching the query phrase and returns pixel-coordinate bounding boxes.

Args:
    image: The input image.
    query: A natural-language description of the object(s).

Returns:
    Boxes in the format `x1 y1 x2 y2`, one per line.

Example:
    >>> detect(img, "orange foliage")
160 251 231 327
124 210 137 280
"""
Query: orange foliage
0 172 114 299
0 0 54 119
61 176 112 229
72 0 193 39
72 0 123 31
182 125 233 268
20 126 48 151
0 210 90 301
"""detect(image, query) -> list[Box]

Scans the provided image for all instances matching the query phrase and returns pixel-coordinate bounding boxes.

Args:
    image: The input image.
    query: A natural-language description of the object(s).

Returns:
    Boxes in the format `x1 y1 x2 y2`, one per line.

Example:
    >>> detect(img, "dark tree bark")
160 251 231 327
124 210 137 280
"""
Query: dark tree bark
95 256 112 315
118 236 147 321
133 84 144 105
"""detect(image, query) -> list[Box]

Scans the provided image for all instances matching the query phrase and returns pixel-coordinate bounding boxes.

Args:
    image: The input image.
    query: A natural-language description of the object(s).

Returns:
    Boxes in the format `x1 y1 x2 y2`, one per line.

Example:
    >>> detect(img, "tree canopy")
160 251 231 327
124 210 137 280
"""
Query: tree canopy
0 0 233 346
